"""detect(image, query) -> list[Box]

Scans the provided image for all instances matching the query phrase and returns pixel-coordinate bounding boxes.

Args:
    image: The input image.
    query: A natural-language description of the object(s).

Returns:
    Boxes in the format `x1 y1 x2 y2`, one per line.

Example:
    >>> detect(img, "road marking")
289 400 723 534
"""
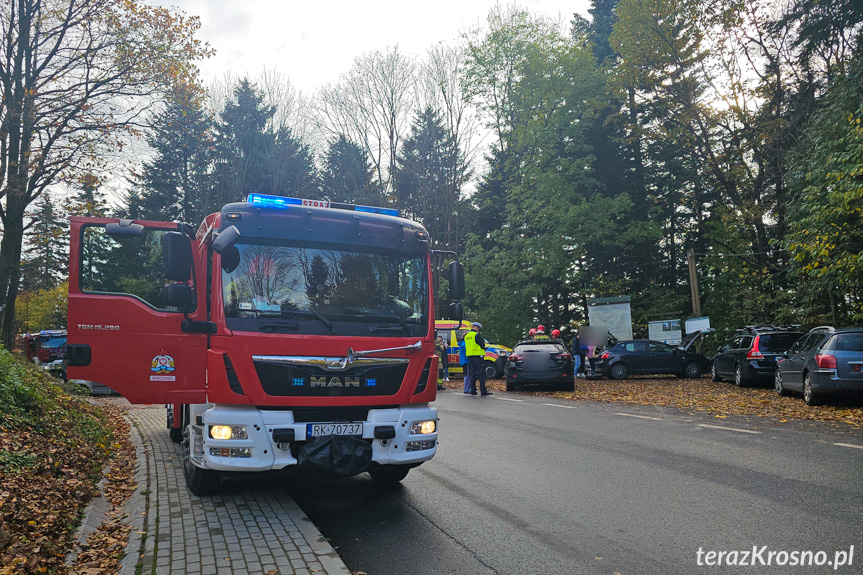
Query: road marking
542 403 577 409
698 424 761 435
833 442 863 450
614 413 662 421
495 397 524 402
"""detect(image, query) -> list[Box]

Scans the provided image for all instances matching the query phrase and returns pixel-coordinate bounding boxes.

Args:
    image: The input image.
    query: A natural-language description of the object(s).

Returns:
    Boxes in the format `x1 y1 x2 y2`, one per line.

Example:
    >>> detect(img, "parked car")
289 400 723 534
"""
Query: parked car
595 331 710 380
711 326 802 387
435 320 512 378
775 326 863 405
505 339 574 391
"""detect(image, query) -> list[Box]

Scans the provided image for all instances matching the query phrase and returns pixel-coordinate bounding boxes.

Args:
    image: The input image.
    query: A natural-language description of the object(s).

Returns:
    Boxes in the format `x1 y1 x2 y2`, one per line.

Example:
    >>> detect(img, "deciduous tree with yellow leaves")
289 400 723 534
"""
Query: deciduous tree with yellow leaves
0 0 212 347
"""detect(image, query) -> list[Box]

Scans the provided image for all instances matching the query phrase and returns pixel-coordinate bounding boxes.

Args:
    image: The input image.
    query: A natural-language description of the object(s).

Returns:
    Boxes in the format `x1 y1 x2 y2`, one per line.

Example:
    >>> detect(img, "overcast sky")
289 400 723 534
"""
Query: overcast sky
161 1 592 94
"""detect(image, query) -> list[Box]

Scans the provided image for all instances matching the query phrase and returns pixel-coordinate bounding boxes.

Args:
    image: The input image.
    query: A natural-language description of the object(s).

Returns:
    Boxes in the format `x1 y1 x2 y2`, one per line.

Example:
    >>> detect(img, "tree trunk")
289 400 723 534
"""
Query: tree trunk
0 205 26 348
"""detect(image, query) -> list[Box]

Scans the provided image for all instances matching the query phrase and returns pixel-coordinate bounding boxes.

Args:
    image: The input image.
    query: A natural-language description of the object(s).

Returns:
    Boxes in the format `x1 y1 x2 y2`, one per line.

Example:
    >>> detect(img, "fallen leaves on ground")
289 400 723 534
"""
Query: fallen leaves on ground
67 404 136 575
0 357 136 575
444 377 863 428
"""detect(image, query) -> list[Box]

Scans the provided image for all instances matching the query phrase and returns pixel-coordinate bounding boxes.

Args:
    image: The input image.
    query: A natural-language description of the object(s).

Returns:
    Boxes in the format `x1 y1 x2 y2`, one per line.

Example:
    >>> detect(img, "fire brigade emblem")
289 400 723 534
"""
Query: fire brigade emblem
151 347 175 373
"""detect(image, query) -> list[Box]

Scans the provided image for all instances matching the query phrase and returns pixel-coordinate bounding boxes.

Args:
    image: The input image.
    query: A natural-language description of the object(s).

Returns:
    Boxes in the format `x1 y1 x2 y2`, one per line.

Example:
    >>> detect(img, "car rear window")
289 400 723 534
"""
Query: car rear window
833 333 863 352
758 333 801 352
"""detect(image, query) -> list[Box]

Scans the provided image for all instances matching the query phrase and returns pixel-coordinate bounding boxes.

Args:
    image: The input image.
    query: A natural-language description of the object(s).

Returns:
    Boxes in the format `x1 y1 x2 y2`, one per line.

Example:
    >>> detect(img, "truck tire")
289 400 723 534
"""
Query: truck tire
182 423 220 496
368 464 410 486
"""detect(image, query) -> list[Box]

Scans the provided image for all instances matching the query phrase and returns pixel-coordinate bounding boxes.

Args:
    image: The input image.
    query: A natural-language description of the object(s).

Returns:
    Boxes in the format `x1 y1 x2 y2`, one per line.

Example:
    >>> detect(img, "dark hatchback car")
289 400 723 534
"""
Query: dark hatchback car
711 326 802 387
595 333 710 380
775 327 863 405
505 339 574 391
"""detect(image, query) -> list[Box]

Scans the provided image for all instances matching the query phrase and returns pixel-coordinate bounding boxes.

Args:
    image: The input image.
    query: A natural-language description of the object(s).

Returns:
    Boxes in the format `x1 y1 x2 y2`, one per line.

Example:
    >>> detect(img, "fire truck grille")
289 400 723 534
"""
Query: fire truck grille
253 360 408 397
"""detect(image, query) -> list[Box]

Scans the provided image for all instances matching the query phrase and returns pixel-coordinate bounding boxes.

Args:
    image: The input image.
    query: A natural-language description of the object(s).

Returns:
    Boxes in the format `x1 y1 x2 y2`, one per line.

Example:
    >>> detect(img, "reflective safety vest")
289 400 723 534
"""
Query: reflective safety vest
464 330 484 357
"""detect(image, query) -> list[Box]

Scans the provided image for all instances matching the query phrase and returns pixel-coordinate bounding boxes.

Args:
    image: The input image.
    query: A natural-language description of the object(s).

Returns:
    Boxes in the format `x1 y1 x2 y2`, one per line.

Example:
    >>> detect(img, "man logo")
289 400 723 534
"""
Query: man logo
310 376 361 388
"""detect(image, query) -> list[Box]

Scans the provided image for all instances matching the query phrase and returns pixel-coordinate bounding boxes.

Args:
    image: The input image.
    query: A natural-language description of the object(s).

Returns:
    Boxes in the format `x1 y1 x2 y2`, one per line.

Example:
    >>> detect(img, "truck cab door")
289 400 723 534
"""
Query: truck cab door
66 217 207 404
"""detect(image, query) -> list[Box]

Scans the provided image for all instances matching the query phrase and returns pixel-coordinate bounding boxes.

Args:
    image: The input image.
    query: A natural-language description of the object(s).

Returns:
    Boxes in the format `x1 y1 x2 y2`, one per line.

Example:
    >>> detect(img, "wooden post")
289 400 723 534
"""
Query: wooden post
687 248 701 317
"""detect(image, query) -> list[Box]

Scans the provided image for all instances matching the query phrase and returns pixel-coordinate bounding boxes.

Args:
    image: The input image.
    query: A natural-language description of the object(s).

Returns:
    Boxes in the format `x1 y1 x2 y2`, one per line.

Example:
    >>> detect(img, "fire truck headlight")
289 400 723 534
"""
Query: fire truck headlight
209 425 248 440
410 420 436 435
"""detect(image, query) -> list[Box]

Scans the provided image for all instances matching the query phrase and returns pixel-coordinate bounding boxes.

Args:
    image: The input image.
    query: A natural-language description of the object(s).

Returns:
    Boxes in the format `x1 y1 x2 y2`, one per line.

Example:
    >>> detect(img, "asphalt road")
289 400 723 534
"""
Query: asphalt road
261 391 863 575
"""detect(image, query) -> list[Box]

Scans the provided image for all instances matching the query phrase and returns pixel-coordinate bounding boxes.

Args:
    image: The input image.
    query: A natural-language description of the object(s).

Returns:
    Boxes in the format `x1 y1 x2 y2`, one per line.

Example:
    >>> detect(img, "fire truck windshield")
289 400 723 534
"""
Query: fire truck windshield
222 241 429 337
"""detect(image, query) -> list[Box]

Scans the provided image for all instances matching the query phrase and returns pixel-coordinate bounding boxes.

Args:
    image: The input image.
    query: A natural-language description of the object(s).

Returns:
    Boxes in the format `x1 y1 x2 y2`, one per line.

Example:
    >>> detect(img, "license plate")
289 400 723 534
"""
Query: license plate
306 422 363 438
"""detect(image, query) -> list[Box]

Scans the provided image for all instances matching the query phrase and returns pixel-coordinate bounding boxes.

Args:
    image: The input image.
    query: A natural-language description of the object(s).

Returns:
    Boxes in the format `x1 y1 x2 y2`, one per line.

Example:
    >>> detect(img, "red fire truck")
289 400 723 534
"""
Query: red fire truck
66 193 464 494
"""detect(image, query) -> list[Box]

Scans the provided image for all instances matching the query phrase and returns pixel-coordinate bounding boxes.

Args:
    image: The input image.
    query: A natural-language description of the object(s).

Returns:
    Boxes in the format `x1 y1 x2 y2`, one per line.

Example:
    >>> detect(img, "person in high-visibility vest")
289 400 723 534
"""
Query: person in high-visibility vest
464 322 492 396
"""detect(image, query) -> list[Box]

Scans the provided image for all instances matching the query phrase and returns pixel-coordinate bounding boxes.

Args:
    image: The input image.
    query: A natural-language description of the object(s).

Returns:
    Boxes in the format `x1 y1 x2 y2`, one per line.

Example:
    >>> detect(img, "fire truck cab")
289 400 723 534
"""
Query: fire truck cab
66 194 464 494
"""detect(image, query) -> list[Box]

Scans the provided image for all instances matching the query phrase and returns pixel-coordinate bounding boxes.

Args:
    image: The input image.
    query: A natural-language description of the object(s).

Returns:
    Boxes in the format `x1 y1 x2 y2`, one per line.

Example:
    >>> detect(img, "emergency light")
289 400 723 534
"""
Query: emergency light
247 193 399 217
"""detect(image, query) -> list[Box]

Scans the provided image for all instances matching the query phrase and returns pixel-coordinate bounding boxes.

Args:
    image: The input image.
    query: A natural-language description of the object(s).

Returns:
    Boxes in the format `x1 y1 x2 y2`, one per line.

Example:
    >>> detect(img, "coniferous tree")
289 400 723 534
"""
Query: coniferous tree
396 107 468 249
211 79 318 204
20 193 67 292
211 79 277 205
133 86 214 223
321 135 382 206
66 174 109 218
270 127 320 198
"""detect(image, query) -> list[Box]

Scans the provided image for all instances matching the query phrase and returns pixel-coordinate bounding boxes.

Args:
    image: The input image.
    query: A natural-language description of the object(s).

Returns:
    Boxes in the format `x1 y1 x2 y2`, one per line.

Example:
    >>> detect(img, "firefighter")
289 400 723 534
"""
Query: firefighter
464 322 492 396
528 328 537 339
534 325 550 340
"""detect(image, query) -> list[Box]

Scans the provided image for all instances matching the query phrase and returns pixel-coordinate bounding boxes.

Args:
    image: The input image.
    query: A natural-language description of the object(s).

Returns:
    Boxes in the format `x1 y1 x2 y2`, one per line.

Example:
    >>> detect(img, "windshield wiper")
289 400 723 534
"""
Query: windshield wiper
355 314 414 335
277 310 336 334
259 322 299 333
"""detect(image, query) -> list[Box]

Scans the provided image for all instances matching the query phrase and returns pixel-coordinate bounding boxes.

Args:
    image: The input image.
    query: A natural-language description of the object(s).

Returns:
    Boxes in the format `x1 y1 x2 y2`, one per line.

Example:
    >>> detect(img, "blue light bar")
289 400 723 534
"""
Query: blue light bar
246 193 399 217
247 193 301 208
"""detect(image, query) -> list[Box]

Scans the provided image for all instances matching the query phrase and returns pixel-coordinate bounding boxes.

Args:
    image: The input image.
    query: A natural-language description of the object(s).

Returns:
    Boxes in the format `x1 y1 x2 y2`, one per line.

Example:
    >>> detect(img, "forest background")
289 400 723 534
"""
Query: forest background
4 0 863 348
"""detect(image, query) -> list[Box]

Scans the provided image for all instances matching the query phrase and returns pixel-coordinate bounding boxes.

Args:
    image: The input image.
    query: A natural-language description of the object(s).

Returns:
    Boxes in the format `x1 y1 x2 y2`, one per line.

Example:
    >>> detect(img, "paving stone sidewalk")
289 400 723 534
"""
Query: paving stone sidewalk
115 404 351 575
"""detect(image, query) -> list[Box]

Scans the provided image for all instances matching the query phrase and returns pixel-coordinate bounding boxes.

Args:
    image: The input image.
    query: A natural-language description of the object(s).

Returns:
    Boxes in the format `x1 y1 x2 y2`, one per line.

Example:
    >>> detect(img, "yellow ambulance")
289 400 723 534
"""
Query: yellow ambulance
434 320 512 378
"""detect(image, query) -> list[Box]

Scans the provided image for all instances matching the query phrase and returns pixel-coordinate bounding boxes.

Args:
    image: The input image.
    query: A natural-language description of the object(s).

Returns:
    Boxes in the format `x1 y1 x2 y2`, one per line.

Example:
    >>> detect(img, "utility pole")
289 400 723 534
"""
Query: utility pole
687 248 702 317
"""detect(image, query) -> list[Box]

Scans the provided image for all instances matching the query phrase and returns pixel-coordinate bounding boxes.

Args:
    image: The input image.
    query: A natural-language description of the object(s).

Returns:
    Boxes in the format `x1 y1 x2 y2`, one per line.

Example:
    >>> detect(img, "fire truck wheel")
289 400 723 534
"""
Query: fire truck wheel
182 425 221 495
169 426 183 444
368 464 410 485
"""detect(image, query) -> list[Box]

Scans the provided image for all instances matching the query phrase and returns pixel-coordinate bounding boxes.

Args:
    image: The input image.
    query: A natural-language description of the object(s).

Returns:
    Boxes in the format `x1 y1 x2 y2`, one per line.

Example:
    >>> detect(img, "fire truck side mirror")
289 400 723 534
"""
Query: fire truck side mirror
449 301 464 322
448 261 465 300
213 226 241 273
163 283 194 311
213 225 240 254
163 232 192 282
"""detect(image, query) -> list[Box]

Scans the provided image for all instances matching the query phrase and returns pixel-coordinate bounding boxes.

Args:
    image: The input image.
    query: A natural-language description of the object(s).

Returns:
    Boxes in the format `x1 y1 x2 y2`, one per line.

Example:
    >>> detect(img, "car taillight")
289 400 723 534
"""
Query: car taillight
38 349 50 362
815 353 837 369
600 352 610 359
746 336 764 359
508 355 522 362
553 353 571 360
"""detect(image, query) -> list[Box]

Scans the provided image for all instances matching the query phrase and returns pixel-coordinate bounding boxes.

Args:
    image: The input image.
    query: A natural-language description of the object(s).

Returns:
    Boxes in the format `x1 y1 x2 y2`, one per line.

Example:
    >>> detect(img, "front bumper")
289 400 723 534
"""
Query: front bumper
189 404 438 472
